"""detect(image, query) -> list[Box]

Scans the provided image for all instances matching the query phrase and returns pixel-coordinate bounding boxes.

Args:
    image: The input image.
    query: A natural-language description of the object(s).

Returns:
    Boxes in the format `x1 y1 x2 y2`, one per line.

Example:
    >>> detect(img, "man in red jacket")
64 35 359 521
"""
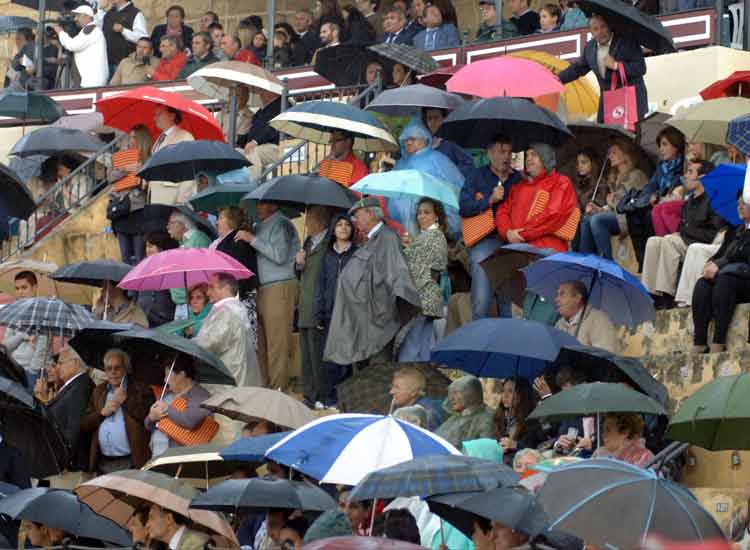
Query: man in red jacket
495 142 578 253
149 35 187 81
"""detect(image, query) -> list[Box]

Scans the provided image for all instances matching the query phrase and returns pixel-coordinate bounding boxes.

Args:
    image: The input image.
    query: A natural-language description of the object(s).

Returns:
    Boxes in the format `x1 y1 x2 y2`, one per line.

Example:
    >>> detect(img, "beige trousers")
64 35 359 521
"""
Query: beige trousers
641 234 688 296
246 144 282 181
674 242 722 306
148 180 197 206
256 279 298 392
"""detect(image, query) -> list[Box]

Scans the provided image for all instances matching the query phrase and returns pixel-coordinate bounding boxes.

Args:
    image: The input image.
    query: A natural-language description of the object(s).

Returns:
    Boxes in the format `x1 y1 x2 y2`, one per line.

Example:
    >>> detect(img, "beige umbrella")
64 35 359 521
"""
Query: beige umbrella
0 259 91 305
666 97 750 146
143 443 249 486
201 387 315 429
75 469 237 543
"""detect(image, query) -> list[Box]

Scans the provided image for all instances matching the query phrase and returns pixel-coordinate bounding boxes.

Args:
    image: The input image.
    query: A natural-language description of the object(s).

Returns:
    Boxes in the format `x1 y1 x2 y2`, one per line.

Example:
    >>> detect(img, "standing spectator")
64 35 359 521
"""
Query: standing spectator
109 37 158 85
312 0 346 52
236 202 299 391
356 0 383 38
199 11 219 31
559 14 648 124
150 5 193 59
94 280 149 326
208 23 226 60
389 367 444 431
555 280 619 352
476 0 499 41
95 0 148 77
436 376 495 448
381 7 413 44
55 5 109 87
167 211 212 319
460 134 522 320
178 32 218 79
423 108 474 179
413 4 460 50
250 32 268 62
312 20 342 64
343 5 377 44
137 231 179 327
146 505 209 550
56 155 92 209
538 3 562 32
4 28 35 89
221 35 260 65
291 9 316 65
80 349 154 473
509 0 540 35
241 90 282 180
148 36 188 81
147 106 195 206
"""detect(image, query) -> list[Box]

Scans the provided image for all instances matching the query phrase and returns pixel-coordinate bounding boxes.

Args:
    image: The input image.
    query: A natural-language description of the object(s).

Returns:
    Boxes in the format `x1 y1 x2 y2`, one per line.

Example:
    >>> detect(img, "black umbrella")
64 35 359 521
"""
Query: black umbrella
368 43 438 75
0 164 36 219
50 260 132 287
636 111 671 161
439 97 573 151
313 44 371 87
365 84 465 117
10 0 67 10
137 141 251 183
0 488 131 545
0 90 65 124
8 155 44 184
244 174 358 210
66 321 136 369
189 478 337 513
577 0 676 54
136 204 218 240
0 16 37 35
10 127 104 158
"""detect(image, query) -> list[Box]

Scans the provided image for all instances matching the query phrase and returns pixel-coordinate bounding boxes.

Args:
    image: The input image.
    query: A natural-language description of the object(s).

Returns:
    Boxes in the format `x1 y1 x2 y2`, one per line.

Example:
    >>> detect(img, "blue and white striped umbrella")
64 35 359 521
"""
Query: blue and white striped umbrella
265 413 460 485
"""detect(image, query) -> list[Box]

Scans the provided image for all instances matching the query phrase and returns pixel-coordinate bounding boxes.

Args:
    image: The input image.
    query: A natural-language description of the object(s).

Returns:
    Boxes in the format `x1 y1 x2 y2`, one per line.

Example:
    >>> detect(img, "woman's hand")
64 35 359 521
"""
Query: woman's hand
148 401 168 421
235 230 254 243
650 193 658 206
401 233 412 247
533 376 552 399
499 437 516 451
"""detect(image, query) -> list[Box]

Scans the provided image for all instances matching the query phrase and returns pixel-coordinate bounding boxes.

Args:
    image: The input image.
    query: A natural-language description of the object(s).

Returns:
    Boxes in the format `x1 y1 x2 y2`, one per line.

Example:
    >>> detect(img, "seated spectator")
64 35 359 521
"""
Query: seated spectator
311 20 342 64
34 356 61 404
493 378 545 464
403 0 425 36
423 108 474 179
393 404 429 428
278 517 310 550
476 0 498 41
346 499 374 536
676 232 728 309
570 148 605 250
436 375 495 448
389 366 444 431
199 11 219 31
241 89 282 180
323 130 369 185
371 509 420 544
221 35 260 65
167 211 212 318
109 36 157 85
495 143 578 253
146 505 209 550
687 141 731 166
250 32 267 62
95 280 149 326
150 5 193 58
178 31 218 79
545 366 592 455
26 522 66 548
183 284 211 337
642 160 722 309
538 3 562 32
593 412 654 467
509 0 540 35
648 128 687 237
291 9 316 65
559 0 588 31
208 22 226 60
381 6 413 44
555 280 619 352
343 4 377 44
56 154 92 210
391 62 415 86
513 448 543 475
692 196 750 354
412 3 460 51
80 348 154 473
272 29 293 68
148 35 187 81
137 231 179 327
356 0 383 39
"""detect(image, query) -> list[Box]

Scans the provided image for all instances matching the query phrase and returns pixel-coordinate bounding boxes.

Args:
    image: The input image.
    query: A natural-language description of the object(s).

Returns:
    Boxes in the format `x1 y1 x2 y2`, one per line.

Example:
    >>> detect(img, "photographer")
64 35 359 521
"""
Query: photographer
55 5 108 87
109 36 157 85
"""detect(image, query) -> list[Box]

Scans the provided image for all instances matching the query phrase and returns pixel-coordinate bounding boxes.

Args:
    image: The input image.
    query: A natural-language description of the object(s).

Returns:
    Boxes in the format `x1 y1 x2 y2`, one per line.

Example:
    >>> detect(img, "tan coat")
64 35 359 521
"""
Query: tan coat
148 126 196 206
556 307 620 353
109 54 159 86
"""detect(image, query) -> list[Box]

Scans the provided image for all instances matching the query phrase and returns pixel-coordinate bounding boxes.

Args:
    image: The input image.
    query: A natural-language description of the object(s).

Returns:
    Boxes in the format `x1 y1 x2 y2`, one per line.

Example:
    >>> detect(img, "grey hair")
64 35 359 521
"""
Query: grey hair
170 212 196 231
393 405 428 428
103 348 133 373
513 448 543 470
62 345 87 370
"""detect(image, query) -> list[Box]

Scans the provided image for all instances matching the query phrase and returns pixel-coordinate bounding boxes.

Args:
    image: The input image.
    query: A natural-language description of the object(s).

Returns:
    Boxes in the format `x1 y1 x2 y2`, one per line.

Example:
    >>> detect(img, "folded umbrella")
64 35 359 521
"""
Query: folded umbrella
188 182 256 214
0 297 95 338
244 174 358 210
666 97 750 146
50 260 131 287
351 170 459 210
0 164 37 219
0 90 64 123
143 444 247 481
365 84 464 117
446 57 563 101
10 127 104 158
137 140 251 183
0 259 91 305
220 431 292 462
367 43 438 75
201 386 315 428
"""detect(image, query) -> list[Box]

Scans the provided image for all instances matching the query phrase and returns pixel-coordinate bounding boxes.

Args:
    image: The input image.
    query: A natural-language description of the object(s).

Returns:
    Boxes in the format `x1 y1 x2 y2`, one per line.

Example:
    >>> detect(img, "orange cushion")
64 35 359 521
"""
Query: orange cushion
319 159 354 187
526 190 580 242
157 395 219 446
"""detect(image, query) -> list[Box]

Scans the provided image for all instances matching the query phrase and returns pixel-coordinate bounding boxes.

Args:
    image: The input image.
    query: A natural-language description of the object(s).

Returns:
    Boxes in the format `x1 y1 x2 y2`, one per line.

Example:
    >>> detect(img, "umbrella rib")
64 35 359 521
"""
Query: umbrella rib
660 481 704 541
640 477 658 547
546 478 638 530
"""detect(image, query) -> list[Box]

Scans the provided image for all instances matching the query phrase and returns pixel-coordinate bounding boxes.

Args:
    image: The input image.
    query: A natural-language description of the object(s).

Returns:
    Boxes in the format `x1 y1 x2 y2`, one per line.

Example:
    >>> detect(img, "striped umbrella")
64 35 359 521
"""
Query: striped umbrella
0 297 94 337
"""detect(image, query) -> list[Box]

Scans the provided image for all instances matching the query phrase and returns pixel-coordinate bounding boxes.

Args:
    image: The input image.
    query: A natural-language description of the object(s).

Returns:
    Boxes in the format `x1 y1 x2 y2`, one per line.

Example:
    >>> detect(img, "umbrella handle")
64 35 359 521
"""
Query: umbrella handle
590 158 610 205
160 356 177 401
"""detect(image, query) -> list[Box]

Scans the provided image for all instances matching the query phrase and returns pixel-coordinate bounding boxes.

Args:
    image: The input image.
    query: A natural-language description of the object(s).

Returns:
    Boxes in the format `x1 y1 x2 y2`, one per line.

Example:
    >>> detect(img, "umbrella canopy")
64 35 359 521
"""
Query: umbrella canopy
439 97 572 150
0 164 37 219
0 90 64 123
51 112 115 134
313 44 371 87
431 318 579 380
726 115 750 158
365 84 464 117
352 170 459 210
666 97 750 146
0 297 94 337
10 127 104 158
527 382 666 421
667 373 750 450
537 459 725 548
50 260 131 287
190 477 337 513
367 43 438 75
137 140 250 183
75 470 237 542
95 86 225 142
349 454 519 502
119 248 252 292
220 431 292 462
66 321 135 369
244 174 358 210
188 182 256 213
10 0 67 9
270 101 398 152
700 71 750 100
304 537 427 550
699 163 744 226
0 16 36 34
479 243 557 305
137 204 218 240
187 61 284 102
265 413 460 485
576 0 676 54
143 443 247 480
418 65 462 89
201 386 315 428
0 259 91 304
521 252 655 328
446 57 563 101
0 488 131 545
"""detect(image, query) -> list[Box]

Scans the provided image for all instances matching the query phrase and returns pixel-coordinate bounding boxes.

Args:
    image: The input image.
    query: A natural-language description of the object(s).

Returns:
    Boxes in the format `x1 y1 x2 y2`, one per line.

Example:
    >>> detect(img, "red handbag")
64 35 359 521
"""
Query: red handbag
603 64 638 132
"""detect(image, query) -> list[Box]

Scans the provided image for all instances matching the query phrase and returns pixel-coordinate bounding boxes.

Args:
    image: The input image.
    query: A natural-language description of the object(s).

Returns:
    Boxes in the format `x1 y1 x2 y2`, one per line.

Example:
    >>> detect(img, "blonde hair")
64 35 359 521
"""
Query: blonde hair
218 206 247 231
130 124 153 163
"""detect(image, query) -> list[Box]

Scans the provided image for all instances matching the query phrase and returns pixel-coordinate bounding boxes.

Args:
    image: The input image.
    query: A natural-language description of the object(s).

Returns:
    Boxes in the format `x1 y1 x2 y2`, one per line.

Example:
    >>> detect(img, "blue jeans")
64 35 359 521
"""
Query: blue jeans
117 232 146 266
578 212 620 260
469 236 512 320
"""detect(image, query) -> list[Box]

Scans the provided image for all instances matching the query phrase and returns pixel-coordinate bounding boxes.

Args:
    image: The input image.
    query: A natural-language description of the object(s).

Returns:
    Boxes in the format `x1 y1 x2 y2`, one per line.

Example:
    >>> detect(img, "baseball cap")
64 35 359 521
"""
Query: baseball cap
72 5 95 17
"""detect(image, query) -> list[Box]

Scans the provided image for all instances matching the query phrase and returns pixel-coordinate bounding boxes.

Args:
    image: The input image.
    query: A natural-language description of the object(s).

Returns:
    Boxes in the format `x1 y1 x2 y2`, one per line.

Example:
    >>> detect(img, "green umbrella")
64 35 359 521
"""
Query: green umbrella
0 90 65 123
666 373 750 450
188 182 255 214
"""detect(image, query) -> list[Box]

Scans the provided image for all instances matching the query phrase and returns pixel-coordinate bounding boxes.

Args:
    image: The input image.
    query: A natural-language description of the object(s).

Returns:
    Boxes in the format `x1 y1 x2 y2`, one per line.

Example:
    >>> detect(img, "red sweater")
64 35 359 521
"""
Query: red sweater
233 49 261 66
152 51 188 81
495 170 577 252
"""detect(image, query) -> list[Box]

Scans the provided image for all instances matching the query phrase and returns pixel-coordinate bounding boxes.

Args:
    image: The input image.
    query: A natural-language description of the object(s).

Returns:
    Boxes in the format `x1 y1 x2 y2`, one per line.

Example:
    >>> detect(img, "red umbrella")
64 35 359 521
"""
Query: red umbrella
418 64 463 90
95 86 225 142
446 57 563 100
700 71 750 100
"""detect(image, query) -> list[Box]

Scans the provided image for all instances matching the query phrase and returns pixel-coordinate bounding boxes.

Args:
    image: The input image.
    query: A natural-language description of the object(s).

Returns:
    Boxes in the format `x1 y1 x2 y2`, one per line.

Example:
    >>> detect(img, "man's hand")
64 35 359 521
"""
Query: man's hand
295 250 306 267
557 435 576 451
148 401 168 421
244 140 258 154
533 376 552 398
235 230 254 243
603 54 618 71
703 261 719 280
52 25 64 36
111 386 127 407
113 23 123 33
489 185 504 205
506 229 525 243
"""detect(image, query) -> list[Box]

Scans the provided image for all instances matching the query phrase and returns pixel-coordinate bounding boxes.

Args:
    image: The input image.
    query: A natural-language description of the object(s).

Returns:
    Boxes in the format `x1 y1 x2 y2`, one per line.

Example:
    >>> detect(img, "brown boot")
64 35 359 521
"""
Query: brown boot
709 343 726 353
690 345 708 355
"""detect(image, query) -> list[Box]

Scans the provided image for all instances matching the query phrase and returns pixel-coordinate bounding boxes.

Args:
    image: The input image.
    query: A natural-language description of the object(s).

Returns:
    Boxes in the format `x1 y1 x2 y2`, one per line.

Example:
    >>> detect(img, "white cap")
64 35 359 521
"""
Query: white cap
72 5 95 17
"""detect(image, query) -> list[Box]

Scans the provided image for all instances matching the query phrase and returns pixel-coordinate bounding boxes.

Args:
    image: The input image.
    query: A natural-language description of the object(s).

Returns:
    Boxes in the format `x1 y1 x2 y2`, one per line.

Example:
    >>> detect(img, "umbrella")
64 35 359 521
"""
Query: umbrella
537 459 725 548
270 100 398 152
0 297 94 337
10 127 104 158
576 0 676 54
313 43 371 87
0 90 64 123
367 43 437 75
190 477 337 513
143 444 248 480
119 248 252 292
51 112 115 134
418 65 462 89
351 170 460 210
188 182 256 214
220 431 292 462
726 115 750 158
521 252 655 328
187 60 284 102
479 243 557 305
136 204 218 240
50 260 131 287
0 488 131 545
304 537 427 550
430 318 579 380
75 470 237 542
0 259 91 304
700 71 750 100
66 321 135 368
365 84 464 117
0 16 36 34
95 86 225 142
556 121 636 171
201 386 315 428
666 97 750 146
137 141 251 183
9 0 67 9
8 154 44 183
666 373 750 450
0 164 37 219
637 111 671 161
697 163 744 226
446 57 564 101
244 174 358 210
0 348 28 386
349 455 519 502
439 97 572 151
265 413 461 485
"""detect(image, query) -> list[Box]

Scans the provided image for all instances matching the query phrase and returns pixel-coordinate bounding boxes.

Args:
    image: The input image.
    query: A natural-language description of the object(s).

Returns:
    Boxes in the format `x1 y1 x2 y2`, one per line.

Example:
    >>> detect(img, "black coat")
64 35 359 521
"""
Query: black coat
150 23 194 56
346 18 376 45
313 243 357 325
137 289 175 327
712 225 750 269
216 230 259 294
678 192 724 246
239 97 282 147
292 30 318 66
0 442 30 489
559 34 648 123
511 10 540 35
46 373 95 471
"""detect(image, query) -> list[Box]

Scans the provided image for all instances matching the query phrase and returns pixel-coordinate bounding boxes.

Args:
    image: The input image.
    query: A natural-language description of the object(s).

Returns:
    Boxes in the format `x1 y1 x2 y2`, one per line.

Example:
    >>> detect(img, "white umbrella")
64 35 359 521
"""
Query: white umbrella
187 61 285 102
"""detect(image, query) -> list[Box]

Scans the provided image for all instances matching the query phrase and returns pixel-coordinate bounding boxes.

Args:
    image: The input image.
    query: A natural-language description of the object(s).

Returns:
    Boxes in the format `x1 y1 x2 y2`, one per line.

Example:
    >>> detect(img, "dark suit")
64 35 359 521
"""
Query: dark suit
292 30 319 66
413 23 461 51
381 28 414 45
559 34 648 124
46 372 95 470
0 442 31 489
216 230 259 295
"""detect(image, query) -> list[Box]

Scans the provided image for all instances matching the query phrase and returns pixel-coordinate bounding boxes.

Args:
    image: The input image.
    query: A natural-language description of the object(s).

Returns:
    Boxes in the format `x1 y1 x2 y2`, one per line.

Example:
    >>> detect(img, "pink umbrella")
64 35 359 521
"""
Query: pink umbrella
446 57 564 99
118 248 253 291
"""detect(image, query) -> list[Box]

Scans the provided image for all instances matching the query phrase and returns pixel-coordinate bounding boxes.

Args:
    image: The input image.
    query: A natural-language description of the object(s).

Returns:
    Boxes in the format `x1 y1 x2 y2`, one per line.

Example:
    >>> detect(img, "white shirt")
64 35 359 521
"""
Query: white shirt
60 370 86 391
367 221 384 240
94 2 148 44
596 36 613 78
57 24 109 87
168 526 186 550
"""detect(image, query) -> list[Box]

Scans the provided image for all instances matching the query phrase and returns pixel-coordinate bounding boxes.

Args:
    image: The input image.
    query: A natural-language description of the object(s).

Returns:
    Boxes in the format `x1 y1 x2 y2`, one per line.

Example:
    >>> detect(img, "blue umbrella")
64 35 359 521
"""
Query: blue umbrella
521 252 654 328
352 170 460 210
430 318 579 380
220 432 292 462
701 162 744 226
727 114 750 158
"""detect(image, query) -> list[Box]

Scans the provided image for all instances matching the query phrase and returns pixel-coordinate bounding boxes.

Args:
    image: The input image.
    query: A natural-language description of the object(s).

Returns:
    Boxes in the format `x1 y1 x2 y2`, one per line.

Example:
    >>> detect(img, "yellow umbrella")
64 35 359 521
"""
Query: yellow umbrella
510 50 599 121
